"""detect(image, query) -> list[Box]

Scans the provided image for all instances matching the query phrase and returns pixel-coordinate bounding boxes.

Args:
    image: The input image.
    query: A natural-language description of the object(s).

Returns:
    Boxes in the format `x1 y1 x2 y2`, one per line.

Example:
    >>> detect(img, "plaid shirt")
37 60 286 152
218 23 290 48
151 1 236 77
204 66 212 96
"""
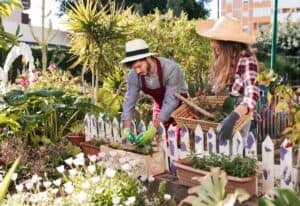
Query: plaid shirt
231 55 259 111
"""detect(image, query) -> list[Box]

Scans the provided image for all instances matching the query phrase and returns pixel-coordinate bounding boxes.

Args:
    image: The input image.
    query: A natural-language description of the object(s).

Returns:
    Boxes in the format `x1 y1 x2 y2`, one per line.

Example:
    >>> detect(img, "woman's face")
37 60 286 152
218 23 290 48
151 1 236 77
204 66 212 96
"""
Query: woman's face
211 40 220 56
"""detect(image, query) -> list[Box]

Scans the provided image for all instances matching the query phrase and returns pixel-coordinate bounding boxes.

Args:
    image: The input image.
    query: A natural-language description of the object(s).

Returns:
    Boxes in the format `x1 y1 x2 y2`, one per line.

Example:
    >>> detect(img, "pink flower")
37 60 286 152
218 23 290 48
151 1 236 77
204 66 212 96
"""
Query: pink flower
48 64 57 71
19 76 29 88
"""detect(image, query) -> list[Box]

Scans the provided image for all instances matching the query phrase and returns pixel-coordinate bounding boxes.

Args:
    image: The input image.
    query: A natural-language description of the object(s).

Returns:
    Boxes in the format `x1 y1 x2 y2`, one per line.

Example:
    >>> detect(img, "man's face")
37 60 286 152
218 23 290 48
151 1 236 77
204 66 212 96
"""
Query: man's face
131 59 151 76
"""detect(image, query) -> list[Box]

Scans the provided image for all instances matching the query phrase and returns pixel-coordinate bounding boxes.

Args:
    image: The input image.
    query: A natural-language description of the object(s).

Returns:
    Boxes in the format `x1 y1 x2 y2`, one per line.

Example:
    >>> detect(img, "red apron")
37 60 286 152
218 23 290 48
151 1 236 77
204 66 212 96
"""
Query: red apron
141 58 187 139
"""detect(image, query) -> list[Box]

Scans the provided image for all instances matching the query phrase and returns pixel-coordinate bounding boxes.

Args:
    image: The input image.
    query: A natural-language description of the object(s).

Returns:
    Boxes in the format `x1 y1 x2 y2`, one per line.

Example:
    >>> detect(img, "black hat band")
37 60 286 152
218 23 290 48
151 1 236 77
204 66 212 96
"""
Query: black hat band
126 48 149 57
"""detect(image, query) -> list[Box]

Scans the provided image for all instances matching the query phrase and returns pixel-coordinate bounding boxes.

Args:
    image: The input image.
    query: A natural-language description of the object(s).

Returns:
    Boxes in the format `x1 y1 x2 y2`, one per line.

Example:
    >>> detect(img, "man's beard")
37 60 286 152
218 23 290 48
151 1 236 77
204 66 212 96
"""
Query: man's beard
146 61 151 76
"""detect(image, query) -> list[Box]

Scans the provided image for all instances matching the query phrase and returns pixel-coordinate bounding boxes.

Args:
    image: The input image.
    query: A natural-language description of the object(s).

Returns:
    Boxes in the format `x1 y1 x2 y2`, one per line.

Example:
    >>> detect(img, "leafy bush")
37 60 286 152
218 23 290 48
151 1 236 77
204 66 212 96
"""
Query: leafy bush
191 153 257 178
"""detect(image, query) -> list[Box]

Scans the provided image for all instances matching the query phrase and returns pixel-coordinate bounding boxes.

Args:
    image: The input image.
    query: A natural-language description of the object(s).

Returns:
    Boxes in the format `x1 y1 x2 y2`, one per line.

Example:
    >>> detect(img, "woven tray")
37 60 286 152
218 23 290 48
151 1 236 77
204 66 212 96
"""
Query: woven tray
171 96 252 132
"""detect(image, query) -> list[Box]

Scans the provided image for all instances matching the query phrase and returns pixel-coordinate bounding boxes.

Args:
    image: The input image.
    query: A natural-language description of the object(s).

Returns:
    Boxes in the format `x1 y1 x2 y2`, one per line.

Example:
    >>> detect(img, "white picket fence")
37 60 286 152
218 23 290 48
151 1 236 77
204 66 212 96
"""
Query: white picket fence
83 113 296 194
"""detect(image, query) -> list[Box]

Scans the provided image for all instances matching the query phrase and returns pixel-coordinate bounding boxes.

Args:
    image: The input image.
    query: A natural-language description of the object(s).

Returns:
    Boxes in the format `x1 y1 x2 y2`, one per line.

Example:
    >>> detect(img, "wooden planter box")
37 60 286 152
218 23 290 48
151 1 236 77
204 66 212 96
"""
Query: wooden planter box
174 158 257 196
67 134 85 146
100 145 165 177
80 142 100 156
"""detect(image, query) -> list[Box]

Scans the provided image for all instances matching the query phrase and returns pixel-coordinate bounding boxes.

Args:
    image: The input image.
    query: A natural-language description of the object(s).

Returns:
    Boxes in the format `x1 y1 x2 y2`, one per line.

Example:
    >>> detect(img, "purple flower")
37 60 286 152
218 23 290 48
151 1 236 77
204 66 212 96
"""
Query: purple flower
208 142 213 152
181 142 187 152
137 123 144 133
207 132 212 139
168 130 175 138
285 174 292 185
98 122 102 130
92 118 96 127
47 63 57 71
157 125 163 135
280 146 288 161
121 138 127 145
264 146 272 152
169 141 175 156
195 135 202 144
283 166 287 177
180 127 187 136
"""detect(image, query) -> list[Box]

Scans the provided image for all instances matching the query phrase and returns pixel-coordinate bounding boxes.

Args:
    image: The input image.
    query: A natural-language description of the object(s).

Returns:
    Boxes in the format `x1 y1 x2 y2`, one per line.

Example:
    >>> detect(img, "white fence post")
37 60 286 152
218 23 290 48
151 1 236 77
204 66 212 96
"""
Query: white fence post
120 121 127 145
137 120 146 135
232 132 244 156
105 119 112 143
84 114 92 142
245 132 257 158
179 126 190 159
219 138 230 155
168 125 179 173
262 136 274 193
207 128 217 153
97 114 105 141
280 139 293 189
90 114 98 140
112 117 120 143
158 122 169 171
194 125 204 156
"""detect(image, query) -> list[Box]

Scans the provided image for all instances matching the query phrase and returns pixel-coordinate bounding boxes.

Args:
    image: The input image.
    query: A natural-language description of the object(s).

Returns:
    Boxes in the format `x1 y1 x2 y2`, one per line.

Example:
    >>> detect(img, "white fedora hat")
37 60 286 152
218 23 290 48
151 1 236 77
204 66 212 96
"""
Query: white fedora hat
196 16 255 44
121 39 157 64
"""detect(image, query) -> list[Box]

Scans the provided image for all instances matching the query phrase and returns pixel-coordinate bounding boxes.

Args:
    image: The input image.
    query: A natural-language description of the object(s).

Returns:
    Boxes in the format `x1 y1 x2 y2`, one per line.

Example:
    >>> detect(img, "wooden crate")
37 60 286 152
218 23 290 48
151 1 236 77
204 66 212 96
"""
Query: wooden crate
100 145 166 176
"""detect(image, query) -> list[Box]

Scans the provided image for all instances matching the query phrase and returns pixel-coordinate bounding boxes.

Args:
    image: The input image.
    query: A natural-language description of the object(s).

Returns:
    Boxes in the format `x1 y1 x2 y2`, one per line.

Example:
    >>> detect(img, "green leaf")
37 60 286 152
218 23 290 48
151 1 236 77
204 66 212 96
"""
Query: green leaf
3 90 28 106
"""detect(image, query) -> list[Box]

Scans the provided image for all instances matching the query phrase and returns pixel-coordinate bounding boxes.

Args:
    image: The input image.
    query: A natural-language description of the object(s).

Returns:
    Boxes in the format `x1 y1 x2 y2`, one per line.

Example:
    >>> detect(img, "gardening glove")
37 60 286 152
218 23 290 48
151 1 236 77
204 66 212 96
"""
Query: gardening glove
136 127 157 146
217 111 240 140
123 128 135 142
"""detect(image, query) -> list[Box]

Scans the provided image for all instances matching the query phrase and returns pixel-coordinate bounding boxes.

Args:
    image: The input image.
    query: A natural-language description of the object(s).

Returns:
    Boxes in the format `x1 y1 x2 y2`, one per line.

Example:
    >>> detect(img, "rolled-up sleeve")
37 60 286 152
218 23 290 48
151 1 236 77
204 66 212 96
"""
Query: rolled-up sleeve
121 71 140 121
239 58 259 111
158 65 186 121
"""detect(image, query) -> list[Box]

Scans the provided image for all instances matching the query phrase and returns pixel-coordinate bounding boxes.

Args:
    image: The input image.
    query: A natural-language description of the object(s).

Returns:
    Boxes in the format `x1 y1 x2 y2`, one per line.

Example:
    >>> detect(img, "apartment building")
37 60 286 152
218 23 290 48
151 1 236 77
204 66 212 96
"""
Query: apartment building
221 0 300 34
1 0 69 47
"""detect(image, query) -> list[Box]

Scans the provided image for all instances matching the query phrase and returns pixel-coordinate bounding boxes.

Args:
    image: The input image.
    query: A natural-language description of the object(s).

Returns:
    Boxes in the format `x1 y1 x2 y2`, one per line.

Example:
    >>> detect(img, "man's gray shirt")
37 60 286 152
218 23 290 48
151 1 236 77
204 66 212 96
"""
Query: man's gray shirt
121 57 188 121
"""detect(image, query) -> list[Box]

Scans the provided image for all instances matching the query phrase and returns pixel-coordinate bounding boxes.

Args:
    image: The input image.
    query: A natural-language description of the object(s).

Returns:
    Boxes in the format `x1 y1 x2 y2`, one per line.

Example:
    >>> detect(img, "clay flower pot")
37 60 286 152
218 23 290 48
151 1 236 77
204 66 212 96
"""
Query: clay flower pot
80 142 100 156
67 133 85 146
174 158 257 196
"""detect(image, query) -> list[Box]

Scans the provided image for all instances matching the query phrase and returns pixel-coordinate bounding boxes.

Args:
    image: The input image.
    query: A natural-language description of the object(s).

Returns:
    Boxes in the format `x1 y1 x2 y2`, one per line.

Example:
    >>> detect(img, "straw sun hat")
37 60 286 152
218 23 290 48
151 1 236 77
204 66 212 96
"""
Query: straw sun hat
121 39 158 64
196 16 255 44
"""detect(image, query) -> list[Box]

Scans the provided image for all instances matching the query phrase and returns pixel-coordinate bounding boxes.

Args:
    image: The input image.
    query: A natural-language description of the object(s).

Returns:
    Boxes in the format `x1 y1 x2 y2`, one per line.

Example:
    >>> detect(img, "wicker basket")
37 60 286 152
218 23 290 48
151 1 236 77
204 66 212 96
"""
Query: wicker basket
171 96 252 132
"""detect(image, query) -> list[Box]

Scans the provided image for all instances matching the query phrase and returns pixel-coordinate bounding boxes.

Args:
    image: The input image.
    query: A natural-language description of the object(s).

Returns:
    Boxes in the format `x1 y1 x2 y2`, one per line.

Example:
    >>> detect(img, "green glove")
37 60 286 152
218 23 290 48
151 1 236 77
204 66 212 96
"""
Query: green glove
123 128 135 142
136 127 157 146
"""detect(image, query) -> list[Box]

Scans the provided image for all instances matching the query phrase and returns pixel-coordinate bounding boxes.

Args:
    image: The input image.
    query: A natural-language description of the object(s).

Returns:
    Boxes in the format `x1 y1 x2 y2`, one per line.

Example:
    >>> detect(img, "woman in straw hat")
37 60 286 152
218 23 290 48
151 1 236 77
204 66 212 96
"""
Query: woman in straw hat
196 16 259 140
121 39 188 145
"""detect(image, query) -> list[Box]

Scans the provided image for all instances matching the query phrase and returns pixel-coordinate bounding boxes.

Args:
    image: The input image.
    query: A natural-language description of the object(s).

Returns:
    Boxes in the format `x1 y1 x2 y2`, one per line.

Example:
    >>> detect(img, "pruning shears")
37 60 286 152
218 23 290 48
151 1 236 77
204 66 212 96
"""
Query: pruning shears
128 132 143 145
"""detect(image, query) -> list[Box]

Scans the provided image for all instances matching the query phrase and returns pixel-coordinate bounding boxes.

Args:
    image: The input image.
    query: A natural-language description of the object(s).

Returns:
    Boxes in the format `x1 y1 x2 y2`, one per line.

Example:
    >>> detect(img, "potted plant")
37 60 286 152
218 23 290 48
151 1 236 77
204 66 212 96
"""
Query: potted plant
174 152 257 196
80 139 106 156
67 121 85 146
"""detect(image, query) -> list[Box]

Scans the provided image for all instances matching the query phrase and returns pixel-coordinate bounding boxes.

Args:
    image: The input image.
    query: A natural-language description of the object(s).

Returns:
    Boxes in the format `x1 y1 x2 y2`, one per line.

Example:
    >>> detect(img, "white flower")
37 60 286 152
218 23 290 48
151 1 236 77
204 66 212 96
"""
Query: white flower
125 196 136 206
16 184 24 192
73 157 85 166
164 194 171 201
25 181 34 190
69 168 78 176
37 191 48 201
43 181 52 188
53 178 62 186
56 165 65 174
76 191 88 201
53 197 64 206
82 181 90 189
95 187 104 194
64 181 74 194
29 194 39 203
11 173 18 181
105 168 116 178
121 163 131 171
140 175 147 182
91 176 101 183
31 174 41 183
88 155 97 162
112 196 121 205
64 157 73 166
51 188 59 194
87 165 96 174
76 152 85 159
148 176 155 182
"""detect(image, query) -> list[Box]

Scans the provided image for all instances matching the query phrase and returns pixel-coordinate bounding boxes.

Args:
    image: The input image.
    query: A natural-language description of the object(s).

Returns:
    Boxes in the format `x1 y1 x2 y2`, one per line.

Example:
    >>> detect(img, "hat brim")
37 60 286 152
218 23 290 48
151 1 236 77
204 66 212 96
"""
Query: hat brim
196 19 255 44
121 53 158 64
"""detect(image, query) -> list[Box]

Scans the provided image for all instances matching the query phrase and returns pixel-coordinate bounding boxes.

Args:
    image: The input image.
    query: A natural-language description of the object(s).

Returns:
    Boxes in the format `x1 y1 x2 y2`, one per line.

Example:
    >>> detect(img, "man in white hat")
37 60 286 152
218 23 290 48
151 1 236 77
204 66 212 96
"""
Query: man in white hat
121 39 188 145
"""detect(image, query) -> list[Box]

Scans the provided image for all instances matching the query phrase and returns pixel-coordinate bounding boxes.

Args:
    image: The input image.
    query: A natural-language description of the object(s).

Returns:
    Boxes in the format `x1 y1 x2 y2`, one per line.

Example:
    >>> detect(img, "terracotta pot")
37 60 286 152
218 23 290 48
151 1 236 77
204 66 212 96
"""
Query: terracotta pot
174 158 257 196
80 142 100 156
67 134 85 146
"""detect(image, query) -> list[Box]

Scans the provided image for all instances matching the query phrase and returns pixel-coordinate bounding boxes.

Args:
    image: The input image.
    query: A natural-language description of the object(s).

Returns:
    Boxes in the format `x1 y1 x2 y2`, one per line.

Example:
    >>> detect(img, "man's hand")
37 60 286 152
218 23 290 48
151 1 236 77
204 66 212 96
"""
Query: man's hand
136 127 157 146
217 111 240 140
123 128 135 142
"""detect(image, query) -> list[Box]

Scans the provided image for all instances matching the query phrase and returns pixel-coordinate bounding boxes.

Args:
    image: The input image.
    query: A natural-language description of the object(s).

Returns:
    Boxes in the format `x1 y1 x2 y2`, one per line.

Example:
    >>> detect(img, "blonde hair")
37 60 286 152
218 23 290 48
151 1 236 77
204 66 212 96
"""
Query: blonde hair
210 40 253 94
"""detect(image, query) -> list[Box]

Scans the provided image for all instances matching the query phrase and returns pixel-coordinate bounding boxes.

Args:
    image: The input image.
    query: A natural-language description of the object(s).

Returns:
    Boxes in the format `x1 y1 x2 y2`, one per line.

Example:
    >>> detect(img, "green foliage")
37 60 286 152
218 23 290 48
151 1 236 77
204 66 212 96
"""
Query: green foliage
259 188 300 206
152 181 176 206
180 168 250 206
191 153 257 178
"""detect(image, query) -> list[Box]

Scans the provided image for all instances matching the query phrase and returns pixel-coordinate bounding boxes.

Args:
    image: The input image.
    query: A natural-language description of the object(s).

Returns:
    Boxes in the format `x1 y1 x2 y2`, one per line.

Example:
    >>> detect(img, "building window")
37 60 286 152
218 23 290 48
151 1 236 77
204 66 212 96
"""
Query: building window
22 13 30 24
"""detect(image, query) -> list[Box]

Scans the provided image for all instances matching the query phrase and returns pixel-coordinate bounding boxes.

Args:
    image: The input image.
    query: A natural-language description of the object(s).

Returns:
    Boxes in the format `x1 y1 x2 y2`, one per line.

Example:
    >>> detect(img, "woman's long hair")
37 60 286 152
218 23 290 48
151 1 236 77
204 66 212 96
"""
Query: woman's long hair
210 40 253 94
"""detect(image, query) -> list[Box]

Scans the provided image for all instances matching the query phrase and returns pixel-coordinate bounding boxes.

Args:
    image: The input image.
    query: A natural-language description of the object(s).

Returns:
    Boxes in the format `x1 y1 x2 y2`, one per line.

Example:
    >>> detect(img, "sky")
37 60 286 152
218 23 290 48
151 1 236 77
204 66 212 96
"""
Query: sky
26 0 219 30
